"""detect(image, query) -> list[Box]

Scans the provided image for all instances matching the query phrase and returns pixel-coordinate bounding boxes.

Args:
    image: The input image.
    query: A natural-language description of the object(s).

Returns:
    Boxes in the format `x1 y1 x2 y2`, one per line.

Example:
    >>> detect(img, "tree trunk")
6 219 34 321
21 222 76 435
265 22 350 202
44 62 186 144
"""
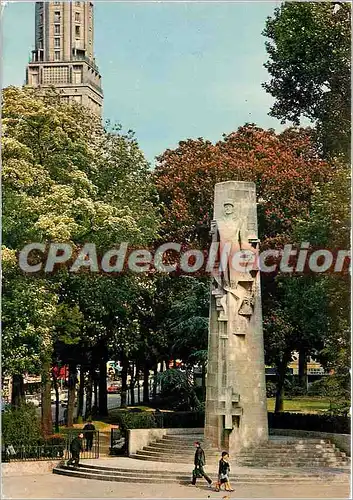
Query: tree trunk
52 369 60 433
275 353 291 413
298 348 308 392
77 367 85 421
85 367 93 419
41 360 53 436
130 362 135 406
98 349 108 416
120 356 129 408
152 365 158 400
136 363 141 404
11 374 25 408
67 363 77 427
143 364 150 403
93 375 98 408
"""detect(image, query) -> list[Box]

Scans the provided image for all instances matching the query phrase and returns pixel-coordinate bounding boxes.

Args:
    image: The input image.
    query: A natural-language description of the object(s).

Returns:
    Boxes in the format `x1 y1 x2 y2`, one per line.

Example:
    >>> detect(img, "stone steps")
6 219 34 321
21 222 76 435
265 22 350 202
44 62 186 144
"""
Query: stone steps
132 434 350 468
53 463 350 485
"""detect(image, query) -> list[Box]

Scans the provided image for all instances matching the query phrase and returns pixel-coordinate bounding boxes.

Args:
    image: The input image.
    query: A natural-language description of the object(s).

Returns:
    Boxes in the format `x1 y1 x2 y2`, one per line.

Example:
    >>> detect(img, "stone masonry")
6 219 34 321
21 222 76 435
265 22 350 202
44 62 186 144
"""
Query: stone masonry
205 181 268 454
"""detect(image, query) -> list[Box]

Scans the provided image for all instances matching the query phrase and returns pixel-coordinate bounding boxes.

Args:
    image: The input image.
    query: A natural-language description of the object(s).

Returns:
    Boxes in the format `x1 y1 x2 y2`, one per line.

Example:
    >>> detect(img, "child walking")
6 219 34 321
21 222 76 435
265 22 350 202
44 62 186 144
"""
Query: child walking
215 451 234 492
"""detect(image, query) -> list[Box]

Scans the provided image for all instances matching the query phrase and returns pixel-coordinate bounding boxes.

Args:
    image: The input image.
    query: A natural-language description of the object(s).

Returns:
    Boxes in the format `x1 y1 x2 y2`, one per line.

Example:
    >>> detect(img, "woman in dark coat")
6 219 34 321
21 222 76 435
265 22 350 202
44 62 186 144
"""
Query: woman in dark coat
215 451 234 492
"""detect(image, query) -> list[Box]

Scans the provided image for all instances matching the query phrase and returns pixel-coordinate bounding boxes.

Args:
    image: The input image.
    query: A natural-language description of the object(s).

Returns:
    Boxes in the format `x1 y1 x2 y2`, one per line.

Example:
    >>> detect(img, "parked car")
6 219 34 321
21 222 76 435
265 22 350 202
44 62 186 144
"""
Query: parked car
107 382 121 394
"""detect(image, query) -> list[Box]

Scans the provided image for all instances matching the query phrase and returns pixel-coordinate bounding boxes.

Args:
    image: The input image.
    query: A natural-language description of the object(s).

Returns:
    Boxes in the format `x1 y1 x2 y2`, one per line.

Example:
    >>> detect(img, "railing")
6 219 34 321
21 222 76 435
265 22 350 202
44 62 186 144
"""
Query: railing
66 430 100 460
2 443 65 462
2 430 100 462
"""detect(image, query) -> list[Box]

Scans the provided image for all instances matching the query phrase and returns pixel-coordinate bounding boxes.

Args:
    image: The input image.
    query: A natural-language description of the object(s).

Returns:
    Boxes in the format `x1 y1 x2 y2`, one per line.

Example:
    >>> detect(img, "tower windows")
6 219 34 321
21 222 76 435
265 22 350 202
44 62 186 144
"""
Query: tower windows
54 11 60 23
75 25 80 37
54 51 61 61
72 65 83 84
54 37 60 48
75 12 81 22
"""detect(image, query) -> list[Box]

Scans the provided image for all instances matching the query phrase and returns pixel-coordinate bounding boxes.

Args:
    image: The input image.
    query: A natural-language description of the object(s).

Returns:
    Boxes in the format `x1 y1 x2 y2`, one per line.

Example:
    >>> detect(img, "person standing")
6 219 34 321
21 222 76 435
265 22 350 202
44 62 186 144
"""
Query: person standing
191 441 212 487
67 433 83 467
83 420 95 451
215 451 234 492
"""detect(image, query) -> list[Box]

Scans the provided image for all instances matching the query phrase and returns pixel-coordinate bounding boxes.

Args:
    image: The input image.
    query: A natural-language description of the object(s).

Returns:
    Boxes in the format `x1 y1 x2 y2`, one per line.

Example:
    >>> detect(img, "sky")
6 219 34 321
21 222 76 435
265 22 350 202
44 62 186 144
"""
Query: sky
2 1 283 163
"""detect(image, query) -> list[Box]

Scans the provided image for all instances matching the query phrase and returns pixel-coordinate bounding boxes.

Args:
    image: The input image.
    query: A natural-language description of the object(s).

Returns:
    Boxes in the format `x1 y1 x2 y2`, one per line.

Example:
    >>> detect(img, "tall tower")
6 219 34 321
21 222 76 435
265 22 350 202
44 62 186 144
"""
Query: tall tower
26 1 103 115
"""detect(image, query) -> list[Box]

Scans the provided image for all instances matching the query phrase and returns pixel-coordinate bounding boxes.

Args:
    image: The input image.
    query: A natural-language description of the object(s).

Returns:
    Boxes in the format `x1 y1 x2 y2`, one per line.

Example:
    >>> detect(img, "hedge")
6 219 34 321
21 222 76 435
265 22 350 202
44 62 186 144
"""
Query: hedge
112 411 157 430
110 410 350 434
161 411 205 428
268 412 350 434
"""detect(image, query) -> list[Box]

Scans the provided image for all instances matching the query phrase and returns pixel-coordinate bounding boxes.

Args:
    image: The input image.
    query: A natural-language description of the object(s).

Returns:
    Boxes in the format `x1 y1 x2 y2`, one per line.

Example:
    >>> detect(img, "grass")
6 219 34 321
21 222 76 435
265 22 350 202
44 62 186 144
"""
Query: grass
267 397 331 414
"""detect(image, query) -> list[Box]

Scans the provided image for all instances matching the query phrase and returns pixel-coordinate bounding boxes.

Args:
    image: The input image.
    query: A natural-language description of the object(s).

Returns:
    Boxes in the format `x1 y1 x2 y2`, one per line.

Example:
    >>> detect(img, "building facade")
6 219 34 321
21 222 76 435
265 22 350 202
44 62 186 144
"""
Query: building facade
26 1 103 115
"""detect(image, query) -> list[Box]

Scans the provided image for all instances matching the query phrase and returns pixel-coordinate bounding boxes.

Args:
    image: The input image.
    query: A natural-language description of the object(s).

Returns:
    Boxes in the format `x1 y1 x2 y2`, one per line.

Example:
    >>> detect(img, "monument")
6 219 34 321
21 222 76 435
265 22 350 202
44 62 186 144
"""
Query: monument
204 181 268 455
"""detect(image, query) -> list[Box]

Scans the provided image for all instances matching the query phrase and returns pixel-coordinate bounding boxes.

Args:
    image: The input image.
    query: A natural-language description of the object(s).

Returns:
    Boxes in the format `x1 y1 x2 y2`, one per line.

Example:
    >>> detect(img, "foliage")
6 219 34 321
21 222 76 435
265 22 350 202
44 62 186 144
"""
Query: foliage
2 85 160 420
266 381 277 398
263 2 351 160
2 248 58 377
110 411 157 430
164 277 209 363
155 125 331 248
293 166 350 411
160 410 205 429
2 404 42 443
157 369 201 411
2 86 159 249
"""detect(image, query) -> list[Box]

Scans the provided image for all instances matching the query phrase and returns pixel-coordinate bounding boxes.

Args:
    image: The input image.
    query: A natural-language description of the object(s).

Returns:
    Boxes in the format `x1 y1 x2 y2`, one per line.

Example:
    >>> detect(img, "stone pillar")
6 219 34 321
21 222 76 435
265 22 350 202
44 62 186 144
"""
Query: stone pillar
204 181 268 455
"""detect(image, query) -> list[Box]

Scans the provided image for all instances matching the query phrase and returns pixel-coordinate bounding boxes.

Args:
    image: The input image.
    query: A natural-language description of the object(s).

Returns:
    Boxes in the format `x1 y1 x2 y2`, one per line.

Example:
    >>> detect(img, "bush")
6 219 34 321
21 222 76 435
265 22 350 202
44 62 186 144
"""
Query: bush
287 385 307 397
108 410 205 429
308 379 328 397
2 404 42 444
268 412 350 434
112 411 157 430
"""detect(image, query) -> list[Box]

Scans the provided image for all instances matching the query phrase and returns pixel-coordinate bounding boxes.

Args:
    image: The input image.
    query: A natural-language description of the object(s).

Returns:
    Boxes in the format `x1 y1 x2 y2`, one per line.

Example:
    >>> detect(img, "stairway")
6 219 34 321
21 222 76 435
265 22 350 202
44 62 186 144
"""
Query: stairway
236 438 350 468
53 461 350 484
131 432 219 464
132 433 349 468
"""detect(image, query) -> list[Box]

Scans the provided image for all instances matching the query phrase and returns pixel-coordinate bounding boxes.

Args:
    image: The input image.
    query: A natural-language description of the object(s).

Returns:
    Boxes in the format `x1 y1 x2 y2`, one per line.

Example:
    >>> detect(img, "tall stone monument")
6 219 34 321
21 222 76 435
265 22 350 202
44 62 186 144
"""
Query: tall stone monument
205 181 268 455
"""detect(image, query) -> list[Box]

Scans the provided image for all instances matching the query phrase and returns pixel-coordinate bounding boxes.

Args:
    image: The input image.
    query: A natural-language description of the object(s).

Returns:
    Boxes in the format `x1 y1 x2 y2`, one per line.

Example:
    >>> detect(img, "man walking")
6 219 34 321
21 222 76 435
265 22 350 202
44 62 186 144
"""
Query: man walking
191 441 212 487
83 420 95 451
67 433 83 467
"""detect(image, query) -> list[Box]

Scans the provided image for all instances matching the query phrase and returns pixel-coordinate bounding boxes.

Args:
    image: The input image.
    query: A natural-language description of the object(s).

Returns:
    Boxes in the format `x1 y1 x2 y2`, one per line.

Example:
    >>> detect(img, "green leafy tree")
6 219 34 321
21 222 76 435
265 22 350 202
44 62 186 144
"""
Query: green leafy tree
263 2 351 160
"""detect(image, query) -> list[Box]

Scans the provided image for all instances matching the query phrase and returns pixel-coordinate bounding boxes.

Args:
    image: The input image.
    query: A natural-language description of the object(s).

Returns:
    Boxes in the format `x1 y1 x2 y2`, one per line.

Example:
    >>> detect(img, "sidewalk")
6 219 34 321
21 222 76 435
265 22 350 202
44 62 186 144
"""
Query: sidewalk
81 456 351 477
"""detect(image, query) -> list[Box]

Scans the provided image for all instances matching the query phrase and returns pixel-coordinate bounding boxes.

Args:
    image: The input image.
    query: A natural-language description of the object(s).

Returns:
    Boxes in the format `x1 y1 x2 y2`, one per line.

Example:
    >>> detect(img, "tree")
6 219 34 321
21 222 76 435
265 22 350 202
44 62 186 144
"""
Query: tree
2 85 160 428
155 125 331 248
263 2 351 160
293 166 350 412
2 248 57 433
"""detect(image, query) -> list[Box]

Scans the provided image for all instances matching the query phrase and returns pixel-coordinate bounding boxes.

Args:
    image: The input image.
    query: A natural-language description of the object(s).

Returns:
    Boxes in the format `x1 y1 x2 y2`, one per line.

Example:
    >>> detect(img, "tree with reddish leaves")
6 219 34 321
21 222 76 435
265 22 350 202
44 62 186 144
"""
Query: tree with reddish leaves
155 124 332 250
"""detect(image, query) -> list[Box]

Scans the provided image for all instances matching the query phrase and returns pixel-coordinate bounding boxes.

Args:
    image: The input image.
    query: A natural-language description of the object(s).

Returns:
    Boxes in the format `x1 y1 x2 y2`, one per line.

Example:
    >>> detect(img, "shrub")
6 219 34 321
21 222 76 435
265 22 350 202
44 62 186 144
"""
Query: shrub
268 412 350 434
112 411 157 430
287 385 307 397
308 379 328 397
2 404 42 444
